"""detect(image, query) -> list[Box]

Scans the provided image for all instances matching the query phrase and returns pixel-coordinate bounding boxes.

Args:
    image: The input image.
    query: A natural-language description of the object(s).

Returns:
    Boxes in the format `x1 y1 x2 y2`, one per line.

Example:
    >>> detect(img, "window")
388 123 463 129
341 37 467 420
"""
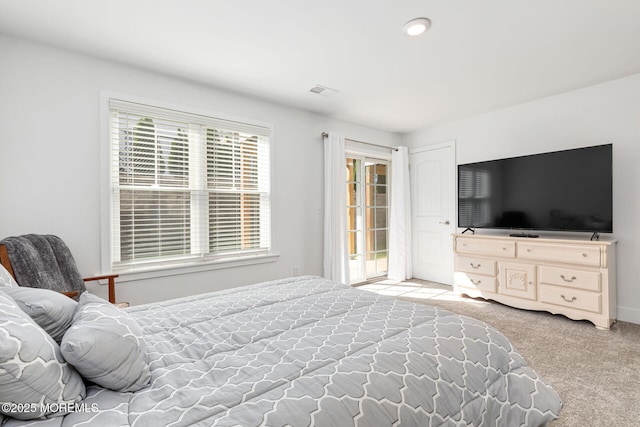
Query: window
108 99 271 271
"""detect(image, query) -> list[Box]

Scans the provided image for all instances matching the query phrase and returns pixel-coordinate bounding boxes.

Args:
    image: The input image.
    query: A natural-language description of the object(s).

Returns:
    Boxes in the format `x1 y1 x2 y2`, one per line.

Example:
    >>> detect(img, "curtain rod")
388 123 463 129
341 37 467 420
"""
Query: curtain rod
321 132 398 152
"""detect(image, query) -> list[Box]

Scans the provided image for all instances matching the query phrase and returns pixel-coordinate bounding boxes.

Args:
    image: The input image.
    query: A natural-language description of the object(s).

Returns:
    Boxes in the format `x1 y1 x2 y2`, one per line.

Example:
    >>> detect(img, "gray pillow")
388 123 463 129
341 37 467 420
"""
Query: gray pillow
0 263 18 288
0 290 86 420
61 292 151 392
3 286 77 343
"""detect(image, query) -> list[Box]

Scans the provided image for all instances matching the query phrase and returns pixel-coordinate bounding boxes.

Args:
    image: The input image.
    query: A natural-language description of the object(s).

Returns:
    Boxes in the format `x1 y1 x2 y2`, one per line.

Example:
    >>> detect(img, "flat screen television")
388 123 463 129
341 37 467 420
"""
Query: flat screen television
457 144 612 235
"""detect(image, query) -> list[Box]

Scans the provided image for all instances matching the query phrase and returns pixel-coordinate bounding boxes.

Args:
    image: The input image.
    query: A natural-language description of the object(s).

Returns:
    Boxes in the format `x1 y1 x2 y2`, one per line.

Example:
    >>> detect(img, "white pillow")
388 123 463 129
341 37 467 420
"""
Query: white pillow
3 286 77 343
0 290 86 420
0 263 18 288
61 292 151 392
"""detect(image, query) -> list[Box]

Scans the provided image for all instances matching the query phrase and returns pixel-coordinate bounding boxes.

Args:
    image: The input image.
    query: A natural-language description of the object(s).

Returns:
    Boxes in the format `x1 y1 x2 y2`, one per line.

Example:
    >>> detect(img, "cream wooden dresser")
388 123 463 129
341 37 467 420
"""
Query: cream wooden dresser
453 233 616 329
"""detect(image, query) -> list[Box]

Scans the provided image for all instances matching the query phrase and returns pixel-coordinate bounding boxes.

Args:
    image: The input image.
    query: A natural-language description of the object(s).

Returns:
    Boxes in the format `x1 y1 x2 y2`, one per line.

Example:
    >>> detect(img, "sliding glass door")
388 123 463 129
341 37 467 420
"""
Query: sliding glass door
346 156 389 283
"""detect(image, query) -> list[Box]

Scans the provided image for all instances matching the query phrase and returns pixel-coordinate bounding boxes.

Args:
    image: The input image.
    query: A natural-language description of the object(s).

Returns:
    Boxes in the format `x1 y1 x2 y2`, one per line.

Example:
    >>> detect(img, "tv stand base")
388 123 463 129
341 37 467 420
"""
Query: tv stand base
453 233 616 330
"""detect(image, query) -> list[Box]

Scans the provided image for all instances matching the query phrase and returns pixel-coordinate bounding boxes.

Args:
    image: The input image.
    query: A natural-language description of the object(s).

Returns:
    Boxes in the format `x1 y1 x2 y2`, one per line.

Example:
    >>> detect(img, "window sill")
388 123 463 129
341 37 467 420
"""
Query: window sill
112 252 280 283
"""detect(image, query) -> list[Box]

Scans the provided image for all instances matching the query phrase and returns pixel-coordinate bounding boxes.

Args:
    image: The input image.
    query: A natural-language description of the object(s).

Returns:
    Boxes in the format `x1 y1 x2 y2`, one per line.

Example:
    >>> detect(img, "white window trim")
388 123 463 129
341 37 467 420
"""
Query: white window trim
99 91 278 278
107 252 280 283
345 139 393 162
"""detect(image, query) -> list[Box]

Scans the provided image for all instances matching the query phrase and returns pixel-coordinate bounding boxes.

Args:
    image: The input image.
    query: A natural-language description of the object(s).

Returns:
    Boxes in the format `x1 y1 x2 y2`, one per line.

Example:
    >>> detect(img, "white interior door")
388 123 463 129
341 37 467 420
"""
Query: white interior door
410 143 455 285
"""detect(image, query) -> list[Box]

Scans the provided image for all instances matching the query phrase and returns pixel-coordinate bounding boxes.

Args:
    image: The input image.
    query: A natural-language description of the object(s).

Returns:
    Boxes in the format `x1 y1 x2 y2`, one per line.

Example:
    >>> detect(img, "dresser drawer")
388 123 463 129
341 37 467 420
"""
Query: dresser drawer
456 256 497 276
539 266 601 292
518 242 601 267
454 272 497 293
456 237 515 258
539 284 602 313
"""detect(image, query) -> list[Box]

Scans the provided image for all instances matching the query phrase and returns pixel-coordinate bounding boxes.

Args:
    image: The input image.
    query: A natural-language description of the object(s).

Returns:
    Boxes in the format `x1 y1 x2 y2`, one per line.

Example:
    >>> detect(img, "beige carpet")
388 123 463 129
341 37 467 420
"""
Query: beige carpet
356 279 640 427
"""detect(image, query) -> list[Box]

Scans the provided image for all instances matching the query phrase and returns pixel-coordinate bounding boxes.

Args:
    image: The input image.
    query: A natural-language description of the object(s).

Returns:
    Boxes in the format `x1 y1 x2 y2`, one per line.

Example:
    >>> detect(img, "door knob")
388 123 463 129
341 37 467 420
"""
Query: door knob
439 220 450 225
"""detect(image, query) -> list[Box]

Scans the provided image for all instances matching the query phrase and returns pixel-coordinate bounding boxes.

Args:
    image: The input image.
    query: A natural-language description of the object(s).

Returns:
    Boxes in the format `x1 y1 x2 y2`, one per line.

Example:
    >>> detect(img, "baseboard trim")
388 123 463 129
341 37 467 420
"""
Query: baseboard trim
616 305 640 325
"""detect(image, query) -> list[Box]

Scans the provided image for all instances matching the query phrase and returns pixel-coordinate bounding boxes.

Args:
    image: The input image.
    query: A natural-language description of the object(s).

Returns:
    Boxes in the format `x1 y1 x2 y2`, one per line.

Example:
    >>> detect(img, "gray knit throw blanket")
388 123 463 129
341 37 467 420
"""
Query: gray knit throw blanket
0 234 86 295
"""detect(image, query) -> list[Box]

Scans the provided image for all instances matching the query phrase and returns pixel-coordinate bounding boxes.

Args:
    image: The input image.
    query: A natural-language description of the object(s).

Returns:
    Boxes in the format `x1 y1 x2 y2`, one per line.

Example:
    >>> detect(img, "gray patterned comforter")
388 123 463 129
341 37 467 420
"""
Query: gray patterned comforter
7 276 562 426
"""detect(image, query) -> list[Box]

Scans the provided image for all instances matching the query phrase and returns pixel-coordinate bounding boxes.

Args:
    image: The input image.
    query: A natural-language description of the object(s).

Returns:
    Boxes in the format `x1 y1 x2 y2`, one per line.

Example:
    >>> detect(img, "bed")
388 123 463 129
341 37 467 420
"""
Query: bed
0 275 561 426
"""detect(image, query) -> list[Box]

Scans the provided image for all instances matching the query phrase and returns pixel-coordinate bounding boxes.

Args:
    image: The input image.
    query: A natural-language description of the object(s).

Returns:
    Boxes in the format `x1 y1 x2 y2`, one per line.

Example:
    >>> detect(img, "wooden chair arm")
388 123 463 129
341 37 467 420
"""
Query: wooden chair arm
0 244 14 278
83 274 119 304
62 291 80 299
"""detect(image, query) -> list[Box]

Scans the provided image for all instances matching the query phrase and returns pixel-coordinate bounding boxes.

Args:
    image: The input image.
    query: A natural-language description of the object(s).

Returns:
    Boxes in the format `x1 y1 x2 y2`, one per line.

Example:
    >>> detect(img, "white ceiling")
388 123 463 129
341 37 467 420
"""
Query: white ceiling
2 0 640 133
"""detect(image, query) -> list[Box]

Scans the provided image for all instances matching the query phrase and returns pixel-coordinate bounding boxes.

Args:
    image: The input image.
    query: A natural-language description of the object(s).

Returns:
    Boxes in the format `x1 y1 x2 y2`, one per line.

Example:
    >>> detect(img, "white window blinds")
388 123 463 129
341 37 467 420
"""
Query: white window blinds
109 99 271 270
458 168 491 228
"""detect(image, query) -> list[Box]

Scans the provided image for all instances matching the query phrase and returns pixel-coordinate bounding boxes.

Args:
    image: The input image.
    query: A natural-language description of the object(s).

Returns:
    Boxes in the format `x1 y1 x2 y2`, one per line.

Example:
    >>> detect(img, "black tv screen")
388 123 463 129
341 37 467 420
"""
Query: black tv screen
457 144 612 233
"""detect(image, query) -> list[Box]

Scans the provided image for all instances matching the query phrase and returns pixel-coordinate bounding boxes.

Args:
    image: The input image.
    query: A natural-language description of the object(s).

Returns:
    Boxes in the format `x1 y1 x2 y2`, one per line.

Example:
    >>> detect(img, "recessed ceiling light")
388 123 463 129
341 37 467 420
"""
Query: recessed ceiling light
403 17 431 36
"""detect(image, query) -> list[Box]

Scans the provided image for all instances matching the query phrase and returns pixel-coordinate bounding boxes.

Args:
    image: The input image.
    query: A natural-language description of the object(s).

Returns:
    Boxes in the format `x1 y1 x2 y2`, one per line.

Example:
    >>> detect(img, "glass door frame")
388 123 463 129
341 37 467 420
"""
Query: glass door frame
346 153 390 284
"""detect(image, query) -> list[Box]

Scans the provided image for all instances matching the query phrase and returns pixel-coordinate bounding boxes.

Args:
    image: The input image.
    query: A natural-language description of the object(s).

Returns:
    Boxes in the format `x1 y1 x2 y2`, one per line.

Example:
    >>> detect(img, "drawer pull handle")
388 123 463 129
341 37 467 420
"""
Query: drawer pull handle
582 253 588 257
471 279 482 285
470 263 481 269
560 275 577 282
561 295 577 303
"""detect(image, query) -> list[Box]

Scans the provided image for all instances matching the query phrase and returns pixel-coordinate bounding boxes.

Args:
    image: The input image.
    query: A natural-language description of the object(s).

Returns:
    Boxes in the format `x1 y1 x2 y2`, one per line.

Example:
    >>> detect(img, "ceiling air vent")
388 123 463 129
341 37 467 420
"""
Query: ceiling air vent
309 84 339 97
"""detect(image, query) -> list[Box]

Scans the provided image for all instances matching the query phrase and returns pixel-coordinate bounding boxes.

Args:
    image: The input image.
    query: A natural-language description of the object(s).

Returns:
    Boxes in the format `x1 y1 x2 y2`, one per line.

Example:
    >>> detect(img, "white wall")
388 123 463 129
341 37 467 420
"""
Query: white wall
403 73 640 325
0 35 399 305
